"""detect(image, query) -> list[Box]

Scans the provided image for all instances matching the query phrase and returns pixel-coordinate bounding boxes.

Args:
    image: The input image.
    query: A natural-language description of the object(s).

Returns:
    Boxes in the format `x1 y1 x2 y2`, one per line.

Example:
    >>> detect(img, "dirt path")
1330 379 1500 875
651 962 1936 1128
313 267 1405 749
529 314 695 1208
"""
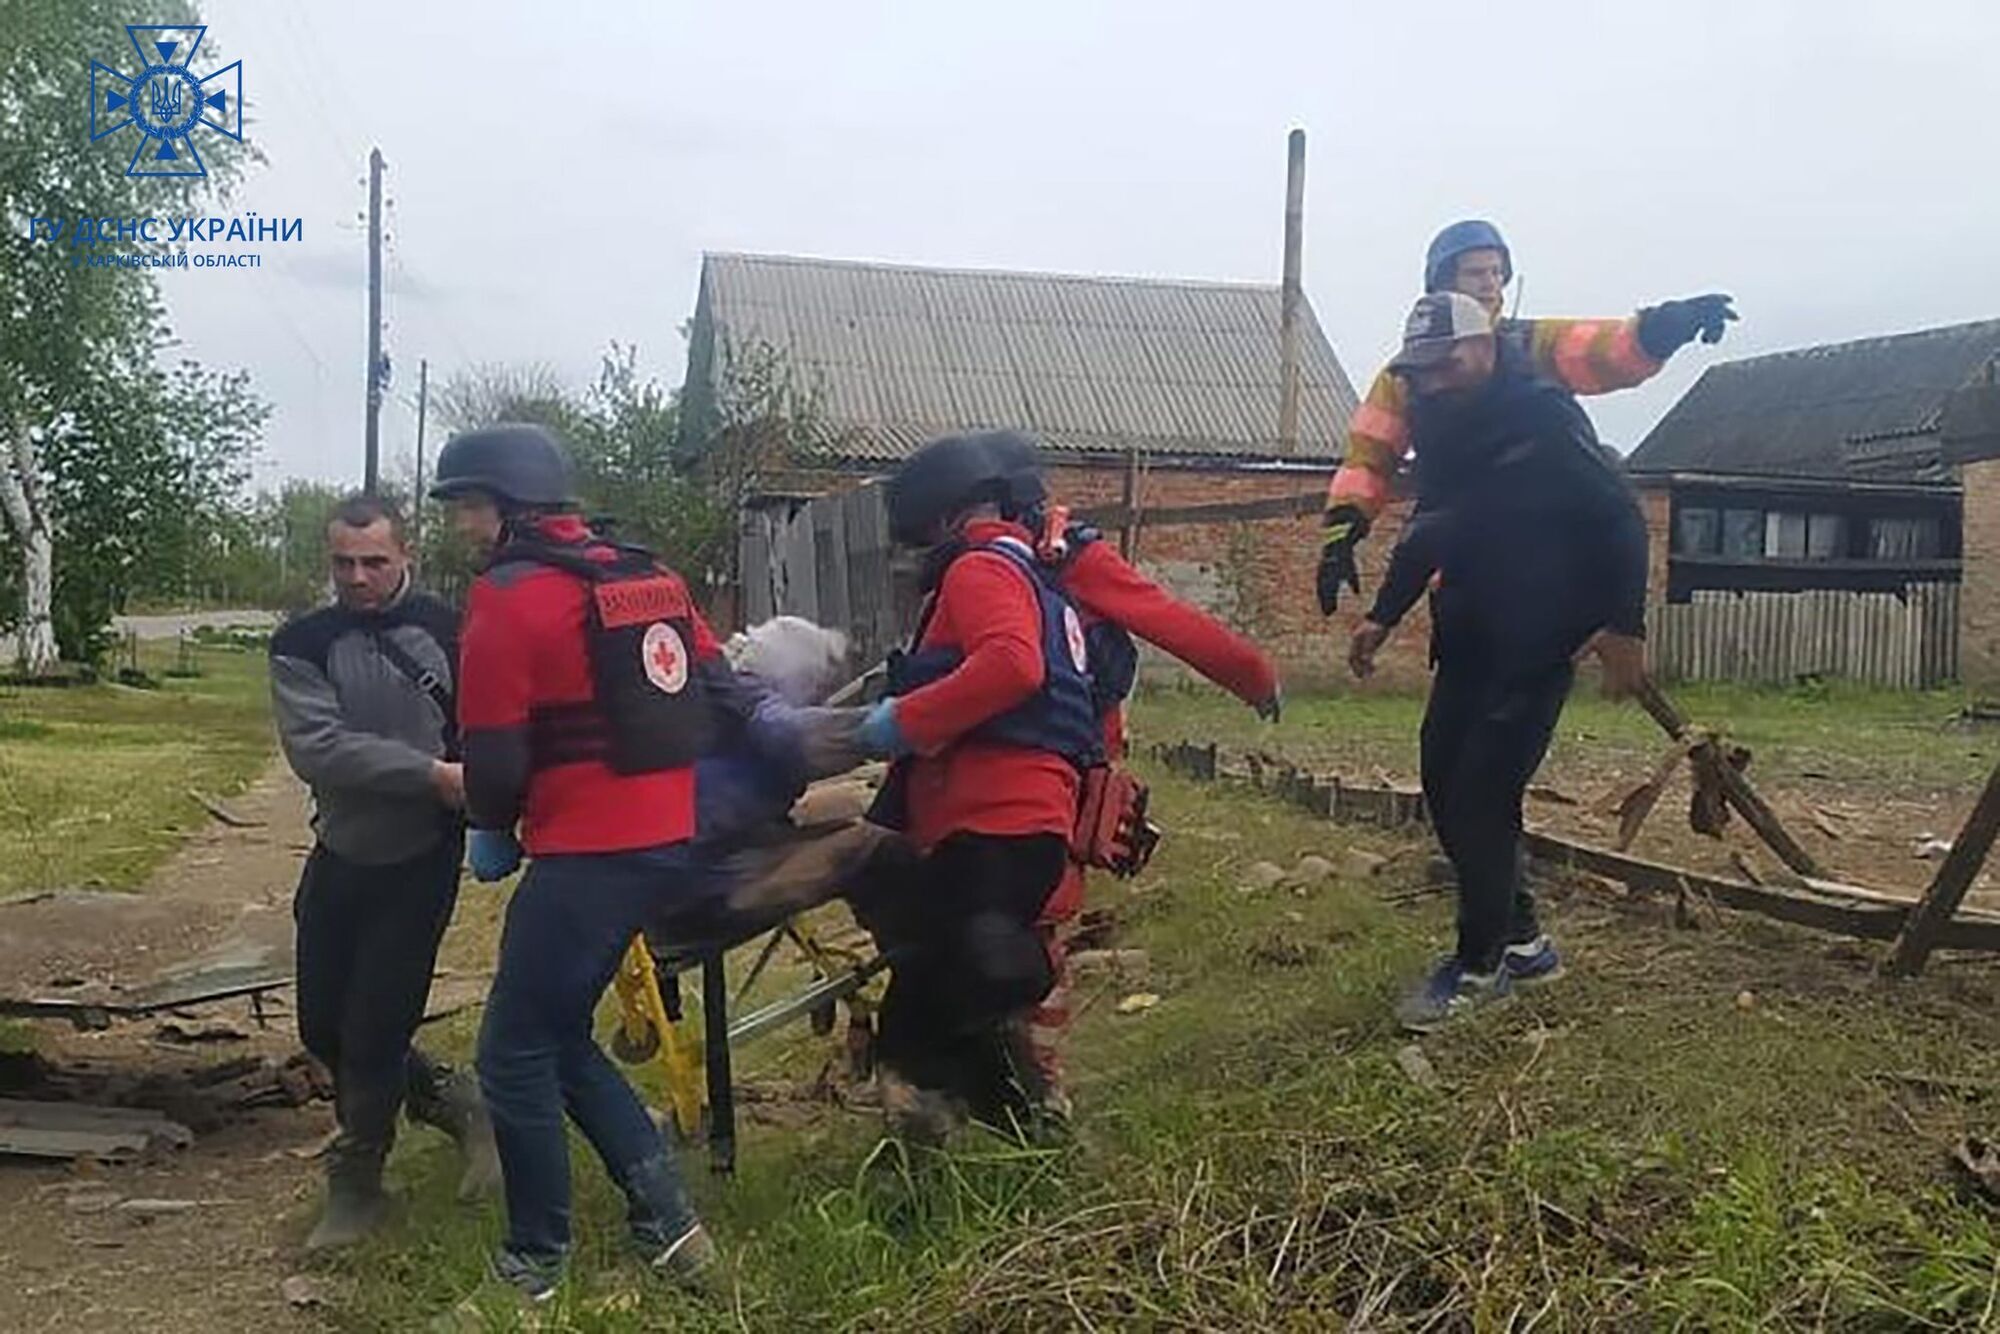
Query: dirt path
0 764 336 1332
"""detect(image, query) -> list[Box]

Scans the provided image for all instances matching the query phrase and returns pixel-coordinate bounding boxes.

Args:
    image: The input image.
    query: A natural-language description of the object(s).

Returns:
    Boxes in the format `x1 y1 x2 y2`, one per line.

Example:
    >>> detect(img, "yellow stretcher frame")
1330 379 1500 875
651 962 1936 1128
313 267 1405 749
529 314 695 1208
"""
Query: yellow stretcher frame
609 920 890 1171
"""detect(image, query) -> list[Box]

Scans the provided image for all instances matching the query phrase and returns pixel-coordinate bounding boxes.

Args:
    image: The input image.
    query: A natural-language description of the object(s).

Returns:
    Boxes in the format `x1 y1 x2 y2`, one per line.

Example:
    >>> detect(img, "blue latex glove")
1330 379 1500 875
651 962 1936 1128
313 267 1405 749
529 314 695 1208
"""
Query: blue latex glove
467 828 524 883
857 699 911 760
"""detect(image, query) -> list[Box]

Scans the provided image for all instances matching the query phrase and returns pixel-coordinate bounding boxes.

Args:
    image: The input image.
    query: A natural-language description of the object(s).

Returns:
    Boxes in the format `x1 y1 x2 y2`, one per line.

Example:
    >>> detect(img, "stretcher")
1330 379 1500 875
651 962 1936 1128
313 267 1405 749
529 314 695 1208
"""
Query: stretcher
608 788 903 1173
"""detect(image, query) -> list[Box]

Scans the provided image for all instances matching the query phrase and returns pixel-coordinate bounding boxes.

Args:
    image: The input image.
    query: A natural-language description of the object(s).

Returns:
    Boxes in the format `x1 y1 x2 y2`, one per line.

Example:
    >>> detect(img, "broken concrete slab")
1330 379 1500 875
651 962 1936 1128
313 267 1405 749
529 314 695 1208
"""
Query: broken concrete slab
0 1098 193 1160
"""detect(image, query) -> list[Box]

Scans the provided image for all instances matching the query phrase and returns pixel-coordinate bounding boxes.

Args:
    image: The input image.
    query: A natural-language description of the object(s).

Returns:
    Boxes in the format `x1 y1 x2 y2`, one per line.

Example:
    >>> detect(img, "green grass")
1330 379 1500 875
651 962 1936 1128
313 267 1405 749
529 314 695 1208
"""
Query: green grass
0 643 273 893
316 762 2000 1331
1136 677 1994 798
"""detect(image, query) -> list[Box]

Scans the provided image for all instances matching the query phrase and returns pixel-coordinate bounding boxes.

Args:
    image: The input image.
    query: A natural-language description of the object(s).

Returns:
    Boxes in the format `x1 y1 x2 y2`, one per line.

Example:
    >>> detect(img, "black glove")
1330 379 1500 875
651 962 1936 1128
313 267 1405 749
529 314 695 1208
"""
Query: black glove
1637 294 1738 360
1316 505 1369 616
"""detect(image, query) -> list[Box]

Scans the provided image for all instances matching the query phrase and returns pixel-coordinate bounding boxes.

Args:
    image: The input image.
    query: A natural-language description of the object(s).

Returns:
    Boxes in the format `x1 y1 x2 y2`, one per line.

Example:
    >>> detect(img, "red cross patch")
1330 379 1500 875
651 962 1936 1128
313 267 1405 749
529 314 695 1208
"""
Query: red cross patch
641 622 689 694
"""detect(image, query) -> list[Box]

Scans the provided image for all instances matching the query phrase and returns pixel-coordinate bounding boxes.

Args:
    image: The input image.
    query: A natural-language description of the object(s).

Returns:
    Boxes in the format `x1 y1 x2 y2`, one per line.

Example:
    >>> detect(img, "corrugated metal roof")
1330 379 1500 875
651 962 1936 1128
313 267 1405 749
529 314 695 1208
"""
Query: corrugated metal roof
1628 318 2000 483
697 252 1359 463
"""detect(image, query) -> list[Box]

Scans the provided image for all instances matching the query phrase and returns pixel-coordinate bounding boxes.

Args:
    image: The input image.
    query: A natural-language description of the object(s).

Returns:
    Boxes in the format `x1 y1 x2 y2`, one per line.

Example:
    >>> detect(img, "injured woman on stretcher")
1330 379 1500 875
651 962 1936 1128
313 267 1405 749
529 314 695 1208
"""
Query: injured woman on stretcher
653 616 917 947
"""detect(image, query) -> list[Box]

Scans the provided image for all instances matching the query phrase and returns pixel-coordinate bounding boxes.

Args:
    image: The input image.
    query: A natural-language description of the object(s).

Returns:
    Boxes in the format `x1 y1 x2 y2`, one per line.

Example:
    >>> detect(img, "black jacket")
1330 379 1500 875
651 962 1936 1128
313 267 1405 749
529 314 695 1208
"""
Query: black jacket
270 586 461 864
1368 354 1648 675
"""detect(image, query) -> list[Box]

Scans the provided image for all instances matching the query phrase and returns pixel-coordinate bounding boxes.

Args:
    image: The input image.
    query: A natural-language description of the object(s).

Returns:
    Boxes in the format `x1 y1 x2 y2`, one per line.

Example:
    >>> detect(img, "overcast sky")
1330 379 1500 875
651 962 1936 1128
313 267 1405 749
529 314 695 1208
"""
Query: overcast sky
164 0 1998 490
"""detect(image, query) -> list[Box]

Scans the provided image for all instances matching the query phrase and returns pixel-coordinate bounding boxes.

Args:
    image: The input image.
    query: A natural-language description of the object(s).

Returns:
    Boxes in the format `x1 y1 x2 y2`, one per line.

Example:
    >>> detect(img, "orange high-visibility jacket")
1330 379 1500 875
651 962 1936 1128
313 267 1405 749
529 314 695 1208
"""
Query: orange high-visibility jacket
1325 311 1661 521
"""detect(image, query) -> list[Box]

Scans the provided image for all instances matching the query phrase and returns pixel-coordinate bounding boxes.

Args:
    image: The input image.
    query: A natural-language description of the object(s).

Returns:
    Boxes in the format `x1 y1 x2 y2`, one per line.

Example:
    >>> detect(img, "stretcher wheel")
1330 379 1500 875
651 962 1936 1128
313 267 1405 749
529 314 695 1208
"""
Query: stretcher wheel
611 1022 660 1065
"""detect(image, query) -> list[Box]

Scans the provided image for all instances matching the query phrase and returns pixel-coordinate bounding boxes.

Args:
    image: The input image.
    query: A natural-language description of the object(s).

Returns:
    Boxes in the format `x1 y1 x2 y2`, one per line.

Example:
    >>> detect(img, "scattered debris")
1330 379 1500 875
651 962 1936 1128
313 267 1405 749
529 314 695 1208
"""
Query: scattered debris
1914 835 1954 861
115 1197 200 1217
1395 1044 1440 1091
1527 784 1580 807
1951 1135 2000 1205
186 790 263 829
1069 909 1120 952
1246 934 1317 969
1729 851 1764 886
1239 862 1287 894
1114 992 1161 1016
281 1275 326 1309
1288 854 1336 887
62 1185 124 1214
1341 850 1390 880
0 1098 193 1160
153 1018 249 1045
1068 949 1150 984
1808 806 1847 840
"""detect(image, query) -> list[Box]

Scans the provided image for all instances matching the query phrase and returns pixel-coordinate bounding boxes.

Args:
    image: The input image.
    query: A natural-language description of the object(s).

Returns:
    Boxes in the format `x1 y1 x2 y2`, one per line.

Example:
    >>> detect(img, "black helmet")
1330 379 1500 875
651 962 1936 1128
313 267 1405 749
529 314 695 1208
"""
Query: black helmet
970 430 1048 516
429 423 574 509
885 432 1014 546
1424 219 1512 293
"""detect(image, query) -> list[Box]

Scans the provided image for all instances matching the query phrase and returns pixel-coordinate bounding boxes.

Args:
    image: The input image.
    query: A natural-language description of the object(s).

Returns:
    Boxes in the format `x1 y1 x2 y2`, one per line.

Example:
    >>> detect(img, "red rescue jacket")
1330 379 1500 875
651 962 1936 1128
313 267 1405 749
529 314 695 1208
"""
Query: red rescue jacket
896 519 1082 852
458 515 723 856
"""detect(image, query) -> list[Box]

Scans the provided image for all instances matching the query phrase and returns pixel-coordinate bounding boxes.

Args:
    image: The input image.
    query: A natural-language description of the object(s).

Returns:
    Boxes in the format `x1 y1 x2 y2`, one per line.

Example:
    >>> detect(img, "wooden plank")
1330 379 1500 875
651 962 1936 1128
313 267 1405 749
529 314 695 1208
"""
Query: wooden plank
1886 756 2000 976
1523 834 1902 940
813 500 851 637
1635 678 1825 879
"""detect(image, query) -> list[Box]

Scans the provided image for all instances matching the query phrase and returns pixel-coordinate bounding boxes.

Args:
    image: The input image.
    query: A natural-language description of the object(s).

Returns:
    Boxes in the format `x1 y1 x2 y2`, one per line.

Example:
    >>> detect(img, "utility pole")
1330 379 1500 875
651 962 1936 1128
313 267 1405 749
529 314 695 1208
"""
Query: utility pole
412 358 429 567
1278 128 1306 455
363 147 386 494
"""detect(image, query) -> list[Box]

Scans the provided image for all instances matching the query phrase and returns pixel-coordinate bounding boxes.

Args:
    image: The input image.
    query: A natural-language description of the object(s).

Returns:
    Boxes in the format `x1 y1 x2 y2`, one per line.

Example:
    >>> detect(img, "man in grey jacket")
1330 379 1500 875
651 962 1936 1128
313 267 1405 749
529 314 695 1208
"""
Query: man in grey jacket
270 493 496 1250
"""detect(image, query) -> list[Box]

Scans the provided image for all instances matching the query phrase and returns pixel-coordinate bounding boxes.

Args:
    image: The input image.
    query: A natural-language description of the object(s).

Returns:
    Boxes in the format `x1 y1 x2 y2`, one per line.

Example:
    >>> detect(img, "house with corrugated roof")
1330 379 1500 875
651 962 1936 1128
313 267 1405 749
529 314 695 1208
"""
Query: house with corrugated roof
1627 319 1998 602
677 251 1364 673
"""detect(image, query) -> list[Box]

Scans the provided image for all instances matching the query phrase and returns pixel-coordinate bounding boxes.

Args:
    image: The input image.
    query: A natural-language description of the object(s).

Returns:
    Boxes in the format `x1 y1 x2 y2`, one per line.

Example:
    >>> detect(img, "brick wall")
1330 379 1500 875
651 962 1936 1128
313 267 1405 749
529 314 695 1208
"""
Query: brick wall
1961 458 2000 695
1636 479 1673 614
1042 463 1428 690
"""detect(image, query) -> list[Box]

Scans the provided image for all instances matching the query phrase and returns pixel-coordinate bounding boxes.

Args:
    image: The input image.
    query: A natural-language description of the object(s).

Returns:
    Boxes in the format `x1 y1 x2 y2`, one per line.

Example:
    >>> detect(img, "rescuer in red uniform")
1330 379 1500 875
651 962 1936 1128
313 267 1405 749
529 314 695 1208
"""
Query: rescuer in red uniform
978 431 1281 1116
853 433 1105 1140
435 424 722 1303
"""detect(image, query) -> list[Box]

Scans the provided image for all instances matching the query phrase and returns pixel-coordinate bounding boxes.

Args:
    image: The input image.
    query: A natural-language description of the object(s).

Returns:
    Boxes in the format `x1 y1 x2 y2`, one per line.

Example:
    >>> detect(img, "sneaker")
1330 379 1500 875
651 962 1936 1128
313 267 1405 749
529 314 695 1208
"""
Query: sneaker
490 1248 563 1305
643 1221 719 1294
1396 958 1513 1034
1501 934 1563 985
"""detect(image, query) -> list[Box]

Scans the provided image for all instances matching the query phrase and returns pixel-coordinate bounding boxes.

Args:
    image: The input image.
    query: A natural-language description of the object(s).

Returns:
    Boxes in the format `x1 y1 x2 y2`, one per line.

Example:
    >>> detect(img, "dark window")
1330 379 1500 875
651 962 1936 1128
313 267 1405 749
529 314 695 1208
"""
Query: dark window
1806 513 1845 560
1675 506 1720 555
1870 516 1942 560
1766 511 1807 559
1721 508 1764 558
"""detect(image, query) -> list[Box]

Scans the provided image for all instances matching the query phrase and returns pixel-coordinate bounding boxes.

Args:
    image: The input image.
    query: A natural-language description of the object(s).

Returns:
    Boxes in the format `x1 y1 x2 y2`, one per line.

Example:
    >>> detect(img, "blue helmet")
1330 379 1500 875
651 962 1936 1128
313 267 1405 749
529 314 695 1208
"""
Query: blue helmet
1424 219 1512 294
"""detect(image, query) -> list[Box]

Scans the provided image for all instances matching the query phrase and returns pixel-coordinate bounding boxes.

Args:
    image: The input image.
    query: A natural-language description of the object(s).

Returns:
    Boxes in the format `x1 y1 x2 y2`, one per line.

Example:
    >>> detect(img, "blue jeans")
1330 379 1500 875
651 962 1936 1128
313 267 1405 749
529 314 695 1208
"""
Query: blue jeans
477 845 700 1265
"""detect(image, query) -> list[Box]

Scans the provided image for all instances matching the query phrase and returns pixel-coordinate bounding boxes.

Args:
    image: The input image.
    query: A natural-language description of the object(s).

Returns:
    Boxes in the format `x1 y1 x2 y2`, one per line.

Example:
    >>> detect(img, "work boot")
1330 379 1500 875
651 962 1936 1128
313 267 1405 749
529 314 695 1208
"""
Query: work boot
407 1057 503 1201
878 1070 957 1147
305 1137 390 1252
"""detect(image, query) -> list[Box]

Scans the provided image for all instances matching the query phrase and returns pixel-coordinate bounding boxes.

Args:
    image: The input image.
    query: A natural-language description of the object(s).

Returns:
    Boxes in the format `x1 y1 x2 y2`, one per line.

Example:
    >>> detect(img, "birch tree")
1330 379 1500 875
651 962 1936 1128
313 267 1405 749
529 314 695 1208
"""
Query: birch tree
0 0 248 669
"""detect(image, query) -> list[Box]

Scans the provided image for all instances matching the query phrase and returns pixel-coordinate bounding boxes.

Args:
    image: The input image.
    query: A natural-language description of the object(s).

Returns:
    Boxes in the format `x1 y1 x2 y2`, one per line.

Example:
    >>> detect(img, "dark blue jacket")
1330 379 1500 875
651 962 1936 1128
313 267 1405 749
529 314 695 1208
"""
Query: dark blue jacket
1374 352 1648 674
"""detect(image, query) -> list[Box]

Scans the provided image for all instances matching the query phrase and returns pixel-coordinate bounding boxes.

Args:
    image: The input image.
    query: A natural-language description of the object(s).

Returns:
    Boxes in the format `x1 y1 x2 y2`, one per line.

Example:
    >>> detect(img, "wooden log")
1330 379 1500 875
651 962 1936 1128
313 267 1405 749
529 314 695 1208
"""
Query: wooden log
1633 678 1825 879
1884 756 2000 977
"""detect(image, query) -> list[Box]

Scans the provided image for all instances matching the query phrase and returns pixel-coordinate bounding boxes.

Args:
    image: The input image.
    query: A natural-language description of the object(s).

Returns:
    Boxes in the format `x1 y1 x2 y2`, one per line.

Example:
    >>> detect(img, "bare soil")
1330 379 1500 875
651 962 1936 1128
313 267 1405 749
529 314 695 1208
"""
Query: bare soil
0 767 340 1332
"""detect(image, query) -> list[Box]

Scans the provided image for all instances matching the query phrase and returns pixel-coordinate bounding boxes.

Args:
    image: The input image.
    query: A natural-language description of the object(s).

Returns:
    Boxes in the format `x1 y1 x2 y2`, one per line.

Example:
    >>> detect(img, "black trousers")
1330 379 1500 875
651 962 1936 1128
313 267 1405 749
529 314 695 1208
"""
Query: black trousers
1420 658 1572 973
293 834 462 1151
863 832 1067 1115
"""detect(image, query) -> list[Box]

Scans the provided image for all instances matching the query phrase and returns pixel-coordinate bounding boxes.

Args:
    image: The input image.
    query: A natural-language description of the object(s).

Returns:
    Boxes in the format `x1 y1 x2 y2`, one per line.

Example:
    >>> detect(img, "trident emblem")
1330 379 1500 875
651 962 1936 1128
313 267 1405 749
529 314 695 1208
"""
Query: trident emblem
148 77 183 122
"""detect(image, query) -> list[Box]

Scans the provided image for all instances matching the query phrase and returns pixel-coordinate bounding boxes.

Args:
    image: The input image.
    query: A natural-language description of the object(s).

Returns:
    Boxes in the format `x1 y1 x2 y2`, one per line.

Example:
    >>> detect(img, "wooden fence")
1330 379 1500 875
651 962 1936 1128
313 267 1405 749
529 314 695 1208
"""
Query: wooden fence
738 483 917 669
1649 583 1959 689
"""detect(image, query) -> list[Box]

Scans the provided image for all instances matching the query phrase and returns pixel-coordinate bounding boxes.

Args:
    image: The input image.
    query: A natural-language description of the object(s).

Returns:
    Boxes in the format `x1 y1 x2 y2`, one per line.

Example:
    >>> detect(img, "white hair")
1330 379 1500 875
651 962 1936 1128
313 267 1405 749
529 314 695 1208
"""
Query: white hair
724 616 851 705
